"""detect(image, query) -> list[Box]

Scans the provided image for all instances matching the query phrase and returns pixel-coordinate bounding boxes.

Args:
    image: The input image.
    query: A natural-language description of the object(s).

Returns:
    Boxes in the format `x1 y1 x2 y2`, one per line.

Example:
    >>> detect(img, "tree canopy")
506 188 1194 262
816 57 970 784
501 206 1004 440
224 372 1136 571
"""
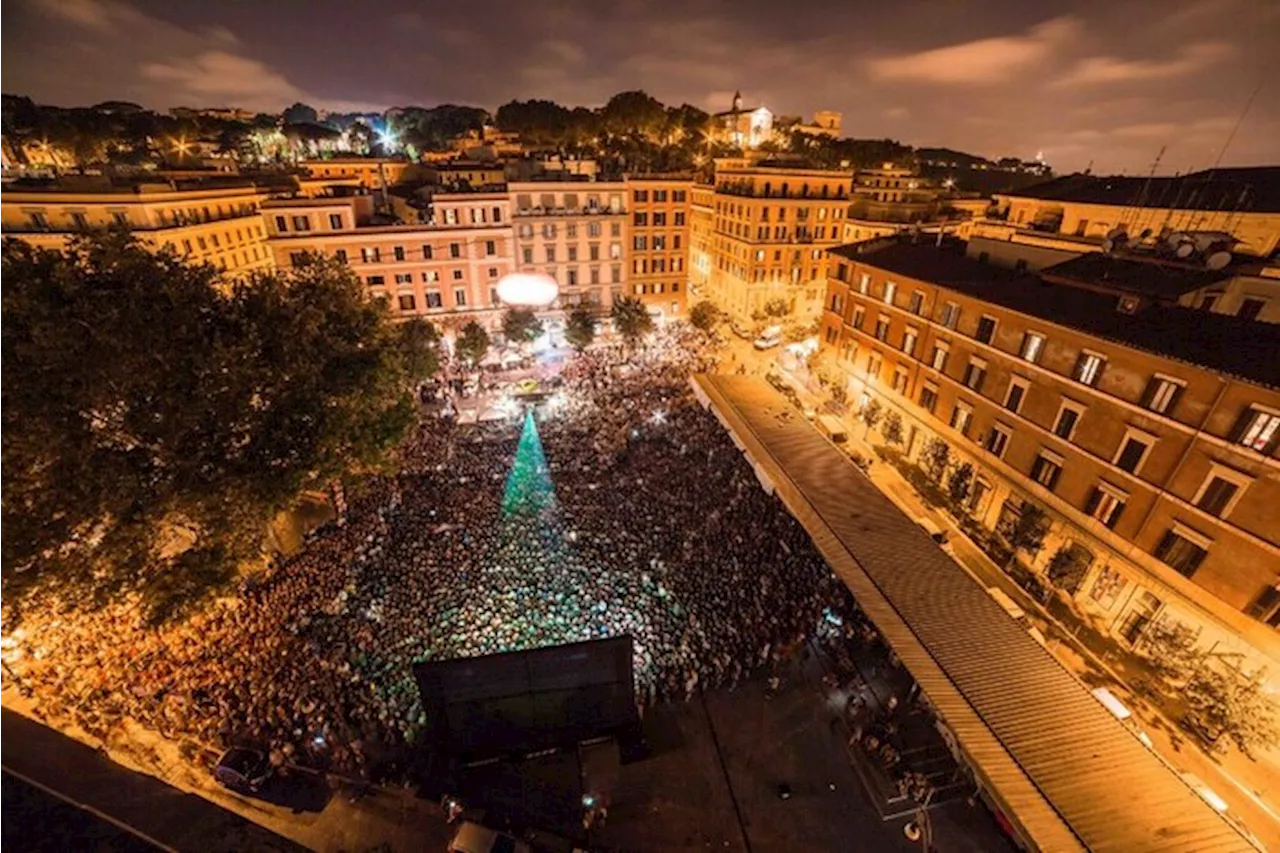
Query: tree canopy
502 308 543 345
454 320 491 367
610 296 654 346
1 234 431 615
689 300 720 333
564 305 597 352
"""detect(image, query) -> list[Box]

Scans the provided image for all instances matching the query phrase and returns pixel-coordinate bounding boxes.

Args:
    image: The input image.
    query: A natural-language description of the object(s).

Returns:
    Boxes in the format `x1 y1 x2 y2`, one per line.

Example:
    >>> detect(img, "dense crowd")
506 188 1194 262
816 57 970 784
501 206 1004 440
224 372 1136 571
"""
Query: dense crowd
3 328 855 778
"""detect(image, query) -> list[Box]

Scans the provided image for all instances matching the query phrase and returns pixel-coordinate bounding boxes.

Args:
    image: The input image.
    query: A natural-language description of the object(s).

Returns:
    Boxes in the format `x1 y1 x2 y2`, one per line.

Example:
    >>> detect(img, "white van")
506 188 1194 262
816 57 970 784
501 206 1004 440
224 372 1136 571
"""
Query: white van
817 415 848 444
753 325 783 350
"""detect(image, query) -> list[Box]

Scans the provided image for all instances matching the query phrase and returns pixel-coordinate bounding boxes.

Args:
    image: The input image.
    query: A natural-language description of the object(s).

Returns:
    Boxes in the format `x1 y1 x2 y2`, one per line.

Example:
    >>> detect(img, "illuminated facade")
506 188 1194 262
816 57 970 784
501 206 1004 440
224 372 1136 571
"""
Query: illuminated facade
509 180 629 311
299 158 414 190
710 91 774 149
689 182 716 297
1 180 273 275
821 238 1280 672
707 163 852 325
625 175 694 320
263 192 513 330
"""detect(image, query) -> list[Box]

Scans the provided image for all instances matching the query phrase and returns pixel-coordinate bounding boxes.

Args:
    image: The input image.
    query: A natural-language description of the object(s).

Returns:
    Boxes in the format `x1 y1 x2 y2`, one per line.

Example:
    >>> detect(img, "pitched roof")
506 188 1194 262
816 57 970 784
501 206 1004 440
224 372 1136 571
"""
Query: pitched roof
829 239 1280 388
997 167 1280 213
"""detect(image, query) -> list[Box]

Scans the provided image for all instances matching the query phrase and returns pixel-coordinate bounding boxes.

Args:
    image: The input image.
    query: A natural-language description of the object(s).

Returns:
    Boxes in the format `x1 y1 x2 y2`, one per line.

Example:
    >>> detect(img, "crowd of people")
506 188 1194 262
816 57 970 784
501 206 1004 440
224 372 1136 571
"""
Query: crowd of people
3 327 859 778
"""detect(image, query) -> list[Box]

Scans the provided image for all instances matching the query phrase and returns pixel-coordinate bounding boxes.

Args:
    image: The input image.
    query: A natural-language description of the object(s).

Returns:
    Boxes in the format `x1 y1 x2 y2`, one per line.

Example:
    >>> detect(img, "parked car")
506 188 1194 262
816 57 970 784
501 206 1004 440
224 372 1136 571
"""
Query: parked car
213 747 272 794
753 325 783 350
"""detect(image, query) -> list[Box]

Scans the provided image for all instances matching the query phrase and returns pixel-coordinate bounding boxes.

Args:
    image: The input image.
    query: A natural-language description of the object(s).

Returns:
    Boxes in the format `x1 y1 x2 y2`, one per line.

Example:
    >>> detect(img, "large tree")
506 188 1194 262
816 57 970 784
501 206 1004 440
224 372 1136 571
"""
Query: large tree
502 308 543 346
2 235 427 615
689 300 720 334
564 305 597 353
454 320 491 367
611 296 654 347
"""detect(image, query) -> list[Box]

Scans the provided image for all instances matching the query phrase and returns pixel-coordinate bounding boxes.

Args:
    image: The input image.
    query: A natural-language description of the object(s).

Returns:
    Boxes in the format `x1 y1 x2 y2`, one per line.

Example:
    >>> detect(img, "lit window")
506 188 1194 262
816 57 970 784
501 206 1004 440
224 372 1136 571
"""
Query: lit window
940 301 961 329
962 356 987 392
930 341 949 372
1142 375 1183 415
1085 483 1127 528
1074 351 1105 386
985 424 1012 458
875 315 890 341
901 327 918 357
1232 406 1280 453
1030 450 1063 491
858 273 870 295
949 402 973 437
1020 332 1045 363
397 294 415 311
919 383 938 413
909 291 925 315
883 280 897 305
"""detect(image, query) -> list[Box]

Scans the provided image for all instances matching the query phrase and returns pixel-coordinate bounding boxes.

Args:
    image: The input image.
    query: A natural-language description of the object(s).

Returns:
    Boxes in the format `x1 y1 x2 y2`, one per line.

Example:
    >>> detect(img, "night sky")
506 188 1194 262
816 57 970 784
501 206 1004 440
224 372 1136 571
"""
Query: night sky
4 0 1277 173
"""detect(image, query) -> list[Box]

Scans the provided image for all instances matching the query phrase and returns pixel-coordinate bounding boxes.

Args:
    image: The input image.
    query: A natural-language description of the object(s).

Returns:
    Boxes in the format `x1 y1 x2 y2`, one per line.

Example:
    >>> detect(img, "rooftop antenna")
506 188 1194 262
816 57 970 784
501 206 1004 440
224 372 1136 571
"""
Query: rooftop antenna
1119 146 1164 234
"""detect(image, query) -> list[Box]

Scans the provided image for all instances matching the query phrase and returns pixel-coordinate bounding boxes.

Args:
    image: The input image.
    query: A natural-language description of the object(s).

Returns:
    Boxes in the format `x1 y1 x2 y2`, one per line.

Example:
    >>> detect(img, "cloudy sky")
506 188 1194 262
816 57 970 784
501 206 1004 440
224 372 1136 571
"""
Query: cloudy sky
5 0 1277 173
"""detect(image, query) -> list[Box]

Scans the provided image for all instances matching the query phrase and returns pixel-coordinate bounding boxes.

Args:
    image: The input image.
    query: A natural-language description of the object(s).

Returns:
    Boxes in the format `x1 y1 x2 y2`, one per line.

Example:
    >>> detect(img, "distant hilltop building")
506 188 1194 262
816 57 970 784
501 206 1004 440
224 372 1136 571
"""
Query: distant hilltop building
797 110 842 139
710 91 773 149
170 106 257 122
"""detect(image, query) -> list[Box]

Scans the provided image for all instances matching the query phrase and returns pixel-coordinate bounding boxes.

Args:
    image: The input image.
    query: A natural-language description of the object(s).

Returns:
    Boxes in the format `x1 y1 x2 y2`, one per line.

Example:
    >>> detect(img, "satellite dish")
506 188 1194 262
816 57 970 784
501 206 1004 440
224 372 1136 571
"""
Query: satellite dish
1175 242 1195 259
1206 251 1232 271
1102 238 1114 253
1166 231 1188 249
1139 228 1152 239
1105 226 1127 241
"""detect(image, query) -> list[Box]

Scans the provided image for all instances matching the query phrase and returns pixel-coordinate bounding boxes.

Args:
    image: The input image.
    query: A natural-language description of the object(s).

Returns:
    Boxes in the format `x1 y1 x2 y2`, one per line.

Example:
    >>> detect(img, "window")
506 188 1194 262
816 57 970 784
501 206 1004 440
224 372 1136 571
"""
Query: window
1020 332 1045 363
545 247 557 263
1246 587 1280 627
398 294 416 311
1154 525 1210 577
851 306 865 330
488 267 499 279
673 190 686 203
452 269 464 281
485 240 497 256
919 383 939 414
455 289 467 306
449 242 461 259
292 215 311 232
1084 483 1127 529
940 301 960 329
875 315 890 341
949 402 973 437
1193 466 1250 518
1239 298 1266 321
962 356 987 392
367 275 385 285
1114 428 1155 474
1231 406 1280 453
1030 450 1064 491
901 327 918 357
1140 375 1184 415
975 315 997 344
568 269 578 286
675 211 686 225
422 270 439 283
360 247 380 263
1199 292 1220 311
930 341 949 372
986 424 1012 458
611 265 621 283
588 222 602 238
568 246 578 262
634 236 647 251
492 207 502 223
634 189 648 202
274 215 287 232
654 189 667 202
866 351 883 379
522 247 533 264
1053 400 1084 440
69 211 89 230
422 245 434 260
909 291 925 314
289 251 308 268
1003 376 1029 414
334 248 348 263
28 211 50 229
426 292 442 308
543 223 557 239
329 213 343 229
1074 351 1105 386
858 273 870 295
883 280 897 305
892 366 909 393
394 273 412 284
394 245 406 261
634 212 648 226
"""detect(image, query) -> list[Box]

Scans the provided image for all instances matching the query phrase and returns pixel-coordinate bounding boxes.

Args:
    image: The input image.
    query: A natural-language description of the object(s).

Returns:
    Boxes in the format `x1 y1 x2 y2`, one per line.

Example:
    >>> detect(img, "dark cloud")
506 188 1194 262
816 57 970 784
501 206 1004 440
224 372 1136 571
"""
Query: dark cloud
4 0 1276 172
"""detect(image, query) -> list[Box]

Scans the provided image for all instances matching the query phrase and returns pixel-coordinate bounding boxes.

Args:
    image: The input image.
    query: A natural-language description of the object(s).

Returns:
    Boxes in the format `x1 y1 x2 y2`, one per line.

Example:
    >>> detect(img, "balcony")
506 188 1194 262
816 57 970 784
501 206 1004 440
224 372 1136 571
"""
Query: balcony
513 205 623 217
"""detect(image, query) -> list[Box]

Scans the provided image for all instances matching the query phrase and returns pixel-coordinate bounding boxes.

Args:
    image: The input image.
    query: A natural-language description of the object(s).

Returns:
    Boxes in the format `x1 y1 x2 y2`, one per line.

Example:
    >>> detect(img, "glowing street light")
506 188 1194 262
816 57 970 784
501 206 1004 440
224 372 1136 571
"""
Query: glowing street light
495 272 559 308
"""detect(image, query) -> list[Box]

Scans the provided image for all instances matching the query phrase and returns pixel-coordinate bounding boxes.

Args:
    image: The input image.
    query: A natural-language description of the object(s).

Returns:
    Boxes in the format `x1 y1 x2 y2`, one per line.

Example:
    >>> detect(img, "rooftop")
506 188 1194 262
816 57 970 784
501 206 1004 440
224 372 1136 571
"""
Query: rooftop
998 167 1280 213
1040 252 1233 300
696 375 1258 853
829 239 1280 387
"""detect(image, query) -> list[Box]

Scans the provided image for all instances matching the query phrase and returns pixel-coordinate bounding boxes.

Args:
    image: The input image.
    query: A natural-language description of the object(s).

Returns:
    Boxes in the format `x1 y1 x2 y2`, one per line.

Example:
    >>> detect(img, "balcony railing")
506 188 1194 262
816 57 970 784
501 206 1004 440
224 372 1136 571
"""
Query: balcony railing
513 205 623 217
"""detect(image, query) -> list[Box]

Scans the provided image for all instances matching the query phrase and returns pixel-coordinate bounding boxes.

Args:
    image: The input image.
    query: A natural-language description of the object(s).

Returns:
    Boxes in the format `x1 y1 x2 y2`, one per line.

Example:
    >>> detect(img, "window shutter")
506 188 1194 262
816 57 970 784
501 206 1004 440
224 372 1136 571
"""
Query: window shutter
1247 586 1280 620
1166 385 1184 416
1227 409 1251 443
1139 377 1157 408
1047 467 1061 491
1073 353 1086 380
1154 531 1175 560
1106 502 1125 529
1084 487 1101 516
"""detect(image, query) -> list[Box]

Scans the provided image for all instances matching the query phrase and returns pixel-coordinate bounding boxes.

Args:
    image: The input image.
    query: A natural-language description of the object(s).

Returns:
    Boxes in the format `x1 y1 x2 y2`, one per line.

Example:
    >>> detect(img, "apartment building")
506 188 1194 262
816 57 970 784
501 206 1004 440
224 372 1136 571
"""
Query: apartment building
300 158 414 190
708 163 852 325
263 191 513 330
508 180 628 310
1 179 273 274
626 175 693 320
689 182 716 296
821 238 1280 672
